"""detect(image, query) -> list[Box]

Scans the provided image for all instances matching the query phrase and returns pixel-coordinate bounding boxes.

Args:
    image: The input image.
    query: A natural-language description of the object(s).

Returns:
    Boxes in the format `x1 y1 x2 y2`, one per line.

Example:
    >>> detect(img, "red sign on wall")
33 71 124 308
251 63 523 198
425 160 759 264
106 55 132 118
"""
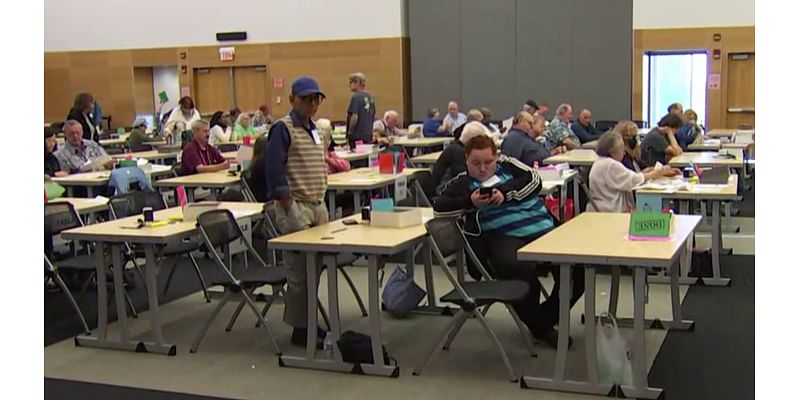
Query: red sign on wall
219 47 235 61
273 77 284 88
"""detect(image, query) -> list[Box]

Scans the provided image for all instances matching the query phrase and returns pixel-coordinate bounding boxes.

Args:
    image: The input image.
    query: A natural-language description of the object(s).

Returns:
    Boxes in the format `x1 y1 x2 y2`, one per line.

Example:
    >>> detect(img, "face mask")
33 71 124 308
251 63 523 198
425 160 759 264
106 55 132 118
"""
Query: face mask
624 135 638 149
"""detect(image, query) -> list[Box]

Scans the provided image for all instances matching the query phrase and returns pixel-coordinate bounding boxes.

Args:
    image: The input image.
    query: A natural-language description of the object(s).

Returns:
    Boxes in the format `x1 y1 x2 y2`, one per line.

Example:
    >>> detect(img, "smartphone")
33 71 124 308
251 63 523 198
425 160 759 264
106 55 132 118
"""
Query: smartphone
342 219 359 226
480 187 493 196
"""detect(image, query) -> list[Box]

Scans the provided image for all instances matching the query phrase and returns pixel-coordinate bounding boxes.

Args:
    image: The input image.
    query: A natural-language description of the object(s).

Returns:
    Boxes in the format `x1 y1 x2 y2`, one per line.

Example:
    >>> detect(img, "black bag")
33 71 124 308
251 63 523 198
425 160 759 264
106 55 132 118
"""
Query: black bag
688 249 712 278
337 330 393 365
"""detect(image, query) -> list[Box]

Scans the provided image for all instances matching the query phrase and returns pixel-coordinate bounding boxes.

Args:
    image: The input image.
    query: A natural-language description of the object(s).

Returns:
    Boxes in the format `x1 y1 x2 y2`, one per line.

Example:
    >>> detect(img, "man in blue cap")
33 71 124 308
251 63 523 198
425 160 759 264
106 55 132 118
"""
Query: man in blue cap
266 76 329 347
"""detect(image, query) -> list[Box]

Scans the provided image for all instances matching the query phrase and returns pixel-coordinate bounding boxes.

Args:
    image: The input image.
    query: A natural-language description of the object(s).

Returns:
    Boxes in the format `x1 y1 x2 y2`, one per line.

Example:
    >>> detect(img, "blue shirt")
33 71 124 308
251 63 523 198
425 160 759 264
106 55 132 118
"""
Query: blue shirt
265 110 317 199
467 164 553 239
500 128 551 166
346 91 376 146
423 117 443 137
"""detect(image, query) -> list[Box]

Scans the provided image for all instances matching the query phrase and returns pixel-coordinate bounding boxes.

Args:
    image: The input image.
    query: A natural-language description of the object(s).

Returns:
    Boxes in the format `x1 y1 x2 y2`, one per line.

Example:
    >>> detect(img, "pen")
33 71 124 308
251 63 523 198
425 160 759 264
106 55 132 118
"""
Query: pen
330 228 347 234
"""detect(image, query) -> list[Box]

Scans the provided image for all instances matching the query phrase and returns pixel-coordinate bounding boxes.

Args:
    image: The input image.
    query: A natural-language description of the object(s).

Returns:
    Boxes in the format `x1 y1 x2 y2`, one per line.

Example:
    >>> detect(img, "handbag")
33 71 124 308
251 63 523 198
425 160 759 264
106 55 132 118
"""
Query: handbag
381 266 426 317
337 330 394 365
596 313 633 386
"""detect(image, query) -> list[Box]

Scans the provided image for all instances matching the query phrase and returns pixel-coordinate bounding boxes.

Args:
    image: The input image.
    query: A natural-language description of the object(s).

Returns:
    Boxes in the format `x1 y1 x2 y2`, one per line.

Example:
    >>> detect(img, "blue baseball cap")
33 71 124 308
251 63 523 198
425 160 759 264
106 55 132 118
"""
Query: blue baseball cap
291 76 326 98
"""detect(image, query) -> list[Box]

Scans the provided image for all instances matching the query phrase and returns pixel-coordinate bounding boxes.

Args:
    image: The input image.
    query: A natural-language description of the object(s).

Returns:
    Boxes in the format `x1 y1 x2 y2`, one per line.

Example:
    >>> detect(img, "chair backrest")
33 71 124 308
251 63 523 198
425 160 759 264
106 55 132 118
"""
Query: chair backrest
425 217 465 259
632 120 648 129
594 120 617 133
240 175 258 202
45 202 83 236
108 191 167 219
196 209 243 248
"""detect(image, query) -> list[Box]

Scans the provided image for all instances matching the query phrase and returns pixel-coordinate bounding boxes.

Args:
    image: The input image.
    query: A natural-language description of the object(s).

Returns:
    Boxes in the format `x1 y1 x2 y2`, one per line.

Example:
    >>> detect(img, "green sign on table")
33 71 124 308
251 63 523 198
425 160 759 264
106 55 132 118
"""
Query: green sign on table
117 127 126 134
628 212 671 237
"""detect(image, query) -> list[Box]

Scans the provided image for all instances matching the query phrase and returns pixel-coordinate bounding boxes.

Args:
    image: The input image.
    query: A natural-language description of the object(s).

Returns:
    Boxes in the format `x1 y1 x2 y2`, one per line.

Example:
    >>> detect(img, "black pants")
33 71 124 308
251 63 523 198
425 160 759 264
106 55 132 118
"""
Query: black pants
467 234 585 335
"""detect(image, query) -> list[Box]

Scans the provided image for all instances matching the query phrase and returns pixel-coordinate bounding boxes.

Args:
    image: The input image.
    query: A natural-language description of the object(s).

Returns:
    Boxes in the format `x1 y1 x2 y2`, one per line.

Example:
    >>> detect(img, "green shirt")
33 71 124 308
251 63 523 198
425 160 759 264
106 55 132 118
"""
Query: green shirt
127 128 148 149
234 124 256 139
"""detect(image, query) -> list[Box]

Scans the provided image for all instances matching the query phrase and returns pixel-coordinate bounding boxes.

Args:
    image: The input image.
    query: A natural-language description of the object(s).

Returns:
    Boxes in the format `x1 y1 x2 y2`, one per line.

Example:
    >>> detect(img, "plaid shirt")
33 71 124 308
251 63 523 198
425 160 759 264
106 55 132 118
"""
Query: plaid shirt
54 139 109 172
546 118 579 149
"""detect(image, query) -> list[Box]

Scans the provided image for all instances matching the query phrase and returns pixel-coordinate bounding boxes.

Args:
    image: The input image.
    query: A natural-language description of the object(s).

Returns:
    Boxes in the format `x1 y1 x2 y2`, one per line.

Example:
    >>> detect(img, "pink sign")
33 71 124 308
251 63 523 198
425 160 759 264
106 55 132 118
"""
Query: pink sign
708 74 721 90
176 186 189 208
180 86 191 97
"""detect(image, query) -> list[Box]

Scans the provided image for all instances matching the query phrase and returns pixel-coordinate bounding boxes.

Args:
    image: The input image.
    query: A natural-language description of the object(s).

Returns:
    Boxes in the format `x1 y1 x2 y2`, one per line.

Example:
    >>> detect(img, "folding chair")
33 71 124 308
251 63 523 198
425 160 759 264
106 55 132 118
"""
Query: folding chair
45 255 90 335
217 143 239 153
413 217 536 382
108 191 210 302
189 209 287 354
45 202 137 319
594 120 618 133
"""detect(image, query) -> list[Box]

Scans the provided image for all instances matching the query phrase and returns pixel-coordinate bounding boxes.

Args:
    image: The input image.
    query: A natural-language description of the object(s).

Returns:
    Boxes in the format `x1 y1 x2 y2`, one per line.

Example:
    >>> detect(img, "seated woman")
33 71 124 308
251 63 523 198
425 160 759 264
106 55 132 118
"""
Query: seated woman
233 113 257 140
316 119 351 174
611 120 648 172
209 111 233 145
422 108 443 137
434 135 584 348
247 135 269 202
588 131 680 213
426 121 486 199
127 118 149 151
45 127 67 177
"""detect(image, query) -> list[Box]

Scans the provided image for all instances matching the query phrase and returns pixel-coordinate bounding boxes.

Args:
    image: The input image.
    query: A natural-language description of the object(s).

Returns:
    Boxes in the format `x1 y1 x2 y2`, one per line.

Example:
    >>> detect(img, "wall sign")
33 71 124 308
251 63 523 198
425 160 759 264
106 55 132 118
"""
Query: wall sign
273 77 284 88
708 74 721 90
219 47 235 61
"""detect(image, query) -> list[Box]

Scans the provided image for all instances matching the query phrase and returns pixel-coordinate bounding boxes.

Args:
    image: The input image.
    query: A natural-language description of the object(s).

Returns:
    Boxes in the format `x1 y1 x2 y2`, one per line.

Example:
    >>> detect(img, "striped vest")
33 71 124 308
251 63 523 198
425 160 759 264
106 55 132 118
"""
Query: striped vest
281 115 327 202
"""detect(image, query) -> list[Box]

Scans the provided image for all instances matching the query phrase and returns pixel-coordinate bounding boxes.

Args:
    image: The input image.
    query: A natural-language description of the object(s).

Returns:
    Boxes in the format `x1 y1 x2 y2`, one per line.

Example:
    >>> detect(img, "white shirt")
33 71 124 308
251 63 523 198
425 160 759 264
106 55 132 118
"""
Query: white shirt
587 156 645 213
209 125 232 145
164 107 201 136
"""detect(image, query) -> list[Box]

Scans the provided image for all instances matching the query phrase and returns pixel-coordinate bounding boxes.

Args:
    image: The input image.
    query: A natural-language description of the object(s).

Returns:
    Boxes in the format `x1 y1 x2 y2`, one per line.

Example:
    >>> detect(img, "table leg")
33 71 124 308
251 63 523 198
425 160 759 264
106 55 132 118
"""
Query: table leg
140 244 175 354
187 188 195 203
353 191 361 213
110 245 129 342
95 241 108 339
324 254 343 361
360 255 399 376
559 183 567 221
618 268 663 399
668 258 695 330
305 252 319 360
573 174 581 215
705 201 731 286
584 267 598 383
327 191 336 220
67 186 75 197
521 264 612 395
87 187 94 198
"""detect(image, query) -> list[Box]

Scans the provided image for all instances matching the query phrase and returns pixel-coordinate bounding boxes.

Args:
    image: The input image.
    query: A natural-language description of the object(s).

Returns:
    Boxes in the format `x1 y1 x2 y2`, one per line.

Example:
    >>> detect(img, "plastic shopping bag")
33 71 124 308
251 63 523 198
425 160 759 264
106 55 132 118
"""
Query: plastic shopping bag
596 313 633 386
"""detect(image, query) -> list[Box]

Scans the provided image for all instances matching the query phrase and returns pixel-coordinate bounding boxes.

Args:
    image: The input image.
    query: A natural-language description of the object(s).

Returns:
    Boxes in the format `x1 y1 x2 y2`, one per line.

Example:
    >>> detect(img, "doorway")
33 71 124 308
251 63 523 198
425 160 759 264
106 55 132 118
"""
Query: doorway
725 52 755 129
193 66 270 114
643 51 708 128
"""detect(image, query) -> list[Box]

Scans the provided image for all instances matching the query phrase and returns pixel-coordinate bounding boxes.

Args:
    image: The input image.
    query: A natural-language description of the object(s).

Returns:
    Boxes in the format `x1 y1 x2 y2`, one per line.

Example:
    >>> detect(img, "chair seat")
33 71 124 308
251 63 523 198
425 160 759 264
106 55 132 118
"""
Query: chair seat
56 253 111 270
161 240 201 257
440 280 530 307
212 265 288 287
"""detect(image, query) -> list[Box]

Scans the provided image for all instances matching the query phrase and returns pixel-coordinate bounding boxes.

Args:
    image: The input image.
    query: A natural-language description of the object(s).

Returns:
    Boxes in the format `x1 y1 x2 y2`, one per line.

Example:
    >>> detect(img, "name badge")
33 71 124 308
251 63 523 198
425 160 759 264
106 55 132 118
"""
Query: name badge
311 129 321 145
481 175 502 187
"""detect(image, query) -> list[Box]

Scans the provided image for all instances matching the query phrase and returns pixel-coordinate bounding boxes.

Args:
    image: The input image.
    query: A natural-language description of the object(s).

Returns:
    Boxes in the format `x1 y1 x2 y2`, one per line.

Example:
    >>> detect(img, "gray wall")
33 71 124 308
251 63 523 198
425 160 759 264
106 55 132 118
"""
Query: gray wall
408 0 633 122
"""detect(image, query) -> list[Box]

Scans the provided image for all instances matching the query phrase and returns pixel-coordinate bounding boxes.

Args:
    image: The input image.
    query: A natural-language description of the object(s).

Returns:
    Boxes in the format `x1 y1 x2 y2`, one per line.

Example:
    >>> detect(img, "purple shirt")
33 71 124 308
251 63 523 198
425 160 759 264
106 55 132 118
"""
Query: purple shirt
179 140 225 175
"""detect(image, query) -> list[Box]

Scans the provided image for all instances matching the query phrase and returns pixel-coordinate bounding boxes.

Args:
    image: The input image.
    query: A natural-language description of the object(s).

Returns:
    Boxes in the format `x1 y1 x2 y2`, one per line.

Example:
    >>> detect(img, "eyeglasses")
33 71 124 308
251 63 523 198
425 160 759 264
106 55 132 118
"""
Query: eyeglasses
299 94 324 104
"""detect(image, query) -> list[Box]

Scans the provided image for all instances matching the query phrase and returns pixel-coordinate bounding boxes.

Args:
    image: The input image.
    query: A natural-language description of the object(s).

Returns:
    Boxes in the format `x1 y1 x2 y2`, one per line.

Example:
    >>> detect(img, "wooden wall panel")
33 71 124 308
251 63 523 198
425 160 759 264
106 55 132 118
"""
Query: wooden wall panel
632 26 755 130
133 67 155 116
45 38 409 127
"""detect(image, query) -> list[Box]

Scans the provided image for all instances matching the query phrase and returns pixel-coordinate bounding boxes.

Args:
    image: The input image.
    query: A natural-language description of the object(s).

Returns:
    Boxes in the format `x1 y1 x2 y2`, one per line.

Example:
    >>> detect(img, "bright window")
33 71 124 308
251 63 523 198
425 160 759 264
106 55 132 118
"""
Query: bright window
643 52 708 128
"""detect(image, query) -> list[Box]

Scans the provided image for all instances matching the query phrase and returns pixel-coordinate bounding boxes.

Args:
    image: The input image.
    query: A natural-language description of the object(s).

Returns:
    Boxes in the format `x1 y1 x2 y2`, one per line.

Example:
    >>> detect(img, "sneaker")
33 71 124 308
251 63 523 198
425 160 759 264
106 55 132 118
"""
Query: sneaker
532 328 573 350
290 327 326 349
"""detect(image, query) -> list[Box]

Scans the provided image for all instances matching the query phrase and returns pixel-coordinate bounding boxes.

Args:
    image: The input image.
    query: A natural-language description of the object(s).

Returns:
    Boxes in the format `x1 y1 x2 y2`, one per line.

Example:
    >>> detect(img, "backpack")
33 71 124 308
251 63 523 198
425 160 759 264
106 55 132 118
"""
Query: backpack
337 330 394 366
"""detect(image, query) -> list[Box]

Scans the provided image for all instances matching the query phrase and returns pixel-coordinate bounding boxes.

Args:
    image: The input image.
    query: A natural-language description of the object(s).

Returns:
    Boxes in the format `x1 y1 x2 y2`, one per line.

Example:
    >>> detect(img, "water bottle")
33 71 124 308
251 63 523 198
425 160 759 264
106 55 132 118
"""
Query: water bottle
323 332 334 357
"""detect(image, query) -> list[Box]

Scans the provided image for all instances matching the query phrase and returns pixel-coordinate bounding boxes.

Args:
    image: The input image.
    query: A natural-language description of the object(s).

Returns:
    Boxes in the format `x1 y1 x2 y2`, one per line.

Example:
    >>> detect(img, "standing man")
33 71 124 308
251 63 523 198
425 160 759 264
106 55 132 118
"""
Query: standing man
571 108 603 144
546 103 581 150
346 72 376 149
266 76 329 347
439 101 467 136
501 112 565 167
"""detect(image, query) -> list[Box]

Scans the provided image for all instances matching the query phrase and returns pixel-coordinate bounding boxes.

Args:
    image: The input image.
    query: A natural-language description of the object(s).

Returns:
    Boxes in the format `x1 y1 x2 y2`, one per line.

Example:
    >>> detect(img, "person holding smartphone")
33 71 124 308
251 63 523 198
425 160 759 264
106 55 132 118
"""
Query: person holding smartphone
434 135 584 349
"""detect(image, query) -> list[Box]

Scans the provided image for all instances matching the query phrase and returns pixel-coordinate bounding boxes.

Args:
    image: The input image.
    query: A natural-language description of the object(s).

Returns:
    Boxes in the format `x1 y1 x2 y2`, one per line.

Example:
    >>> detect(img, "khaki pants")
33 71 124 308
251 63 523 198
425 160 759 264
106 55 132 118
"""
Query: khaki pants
274 199 329 328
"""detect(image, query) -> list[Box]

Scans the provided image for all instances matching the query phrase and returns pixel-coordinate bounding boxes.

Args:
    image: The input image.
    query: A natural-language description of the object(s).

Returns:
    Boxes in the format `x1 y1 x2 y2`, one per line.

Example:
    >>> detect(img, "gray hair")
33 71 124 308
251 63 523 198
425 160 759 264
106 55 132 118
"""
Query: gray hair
383 110 399 120
315 118 333 147
62 119 82 133
556 103 572 116
349 72 366 85
459 121 489 145
595 131 624 158
191 119 209 132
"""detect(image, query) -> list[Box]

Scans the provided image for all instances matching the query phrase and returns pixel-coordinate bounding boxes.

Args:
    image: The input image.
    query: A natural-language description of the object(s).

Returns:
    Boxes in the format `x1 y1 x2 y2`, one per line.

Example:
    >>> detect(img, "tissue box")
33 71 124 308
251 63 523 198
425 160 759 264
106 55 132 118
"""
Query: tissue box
537 163 569 181
370 207 423 228
355 144 374 153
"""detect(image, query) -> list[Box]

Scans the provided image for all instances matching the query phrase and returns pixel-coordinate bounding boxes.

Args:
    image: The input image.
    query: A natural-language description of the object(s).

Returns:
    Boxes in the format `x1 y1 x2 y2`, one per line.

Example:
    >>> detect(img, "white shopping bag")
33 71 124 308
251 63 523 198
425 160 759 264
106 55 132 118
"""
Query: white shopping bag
596 313 633 386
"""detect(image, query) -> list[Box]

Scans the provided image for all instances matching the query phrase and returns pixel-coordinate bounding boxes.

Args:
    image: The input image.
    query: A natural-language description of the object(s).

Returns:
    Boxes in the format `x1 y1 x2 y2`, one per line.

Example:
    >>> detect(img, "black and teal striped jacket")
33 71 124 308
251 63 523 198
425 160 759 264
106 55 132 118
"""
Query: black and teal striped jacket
433 155 554 240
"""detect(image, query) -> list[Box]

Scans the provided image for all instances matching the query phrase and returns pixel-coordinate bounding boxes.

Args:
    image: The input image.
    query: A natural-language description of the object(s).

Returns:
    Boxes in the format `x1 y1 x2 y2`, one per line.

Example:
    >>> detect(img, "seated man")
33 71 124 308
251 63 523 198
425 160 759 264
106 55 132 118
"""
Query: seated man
641 114 683 167
452 109 484 140
571 109 603 144
55 119 116 173
434 135 584 348
546 103 581 150
179 120 229 176
501 112 565 167
373 110 408 138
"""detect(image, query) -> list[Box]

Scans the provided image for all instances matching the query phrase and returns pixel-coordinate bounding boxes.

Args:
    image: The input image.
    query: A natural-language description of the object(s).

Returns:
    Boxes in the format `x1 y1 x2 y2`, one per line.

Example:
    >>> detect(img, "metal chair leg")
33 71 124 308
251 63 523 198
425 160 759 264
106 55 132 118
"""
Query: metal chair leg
190 293 231 353
225 299 246 332
53 272 90 334
339 267 368 317
473 309 517 382
481 303 492 317
413 310 469 376
442 310 470 350
123 290 138 319
317 299 331 331
506 304 537 358
242 290 281 355
609 266 621 317
188 254 210 302
256 285 284 328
